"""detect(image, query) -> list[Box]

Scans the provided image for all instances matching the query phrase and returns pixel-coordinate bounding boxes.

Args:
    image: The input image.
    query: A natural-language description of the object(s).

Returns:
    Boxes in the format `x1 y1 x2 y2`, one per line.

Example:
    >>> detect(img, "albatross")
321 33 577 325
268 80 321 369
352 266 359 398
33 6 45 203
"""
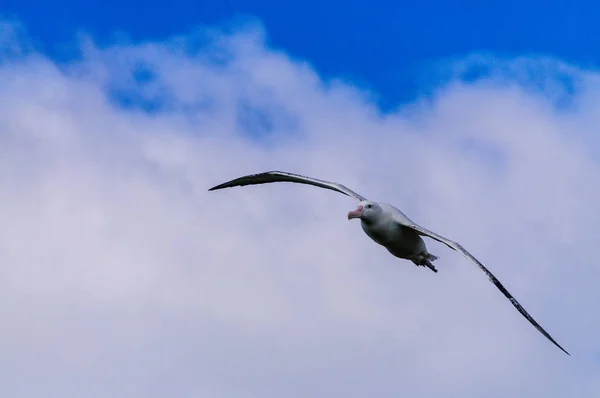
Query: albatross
209 170 570 355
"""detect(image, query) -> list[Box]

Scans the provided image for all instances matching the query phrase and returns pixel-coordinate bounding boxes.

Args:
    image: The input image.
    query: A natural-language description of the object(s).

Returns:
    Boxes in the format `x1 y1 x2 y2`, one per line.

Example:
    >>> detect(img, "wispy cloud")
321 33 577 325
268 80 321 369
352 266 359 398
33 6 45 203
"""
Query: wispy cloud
0 20 598 397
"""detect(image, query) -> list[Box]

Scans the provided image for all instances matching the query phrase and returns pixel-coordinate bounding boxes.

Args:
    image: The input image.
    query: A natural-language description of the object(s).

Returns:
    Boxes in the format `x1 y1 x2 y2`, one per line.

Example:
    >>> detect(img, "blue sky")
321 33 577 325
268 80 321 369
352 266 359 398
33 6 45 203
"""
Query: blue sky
2 3 600 398
3 0 600 108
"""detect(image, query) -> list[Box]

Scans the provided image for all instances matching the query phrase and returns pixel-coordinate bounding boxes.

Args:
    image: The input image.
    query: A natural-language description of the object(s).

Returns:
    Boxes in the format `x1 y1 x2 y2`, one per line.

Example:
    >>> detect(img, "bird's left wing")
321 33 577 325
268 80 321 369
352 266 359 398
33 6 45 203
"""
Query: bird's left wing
406 222 570 356
208 170 368 202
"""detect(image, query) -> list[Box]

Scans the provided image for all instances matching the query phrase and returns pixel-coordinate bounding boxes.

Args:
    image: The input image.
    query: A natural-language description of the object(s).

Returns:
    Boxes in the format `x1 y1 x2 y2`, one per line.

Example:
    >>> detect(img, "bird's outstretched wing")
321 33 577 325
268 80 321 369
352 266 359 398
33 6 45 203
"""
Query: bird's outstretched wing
209 170 368 202
406 223 570 356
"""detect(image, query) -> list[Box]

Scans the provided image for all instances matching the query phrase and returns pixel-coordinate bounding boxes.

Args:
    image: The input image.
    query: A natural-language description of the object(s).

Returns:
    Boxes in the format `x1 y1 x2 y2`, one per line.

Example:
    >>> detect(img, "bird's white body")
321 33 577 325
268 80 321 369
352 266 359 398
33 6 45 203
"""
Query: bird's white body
360 203 429 262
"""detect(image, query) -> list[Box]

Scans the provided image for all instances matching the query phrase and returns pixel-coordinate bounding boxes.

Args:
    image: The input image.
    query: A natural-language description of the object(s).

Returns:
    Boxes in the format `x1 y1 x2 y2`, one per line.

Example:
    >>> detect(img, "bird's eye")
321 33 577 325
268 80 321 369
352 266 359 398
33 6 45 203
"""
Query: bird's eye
366 204 372 209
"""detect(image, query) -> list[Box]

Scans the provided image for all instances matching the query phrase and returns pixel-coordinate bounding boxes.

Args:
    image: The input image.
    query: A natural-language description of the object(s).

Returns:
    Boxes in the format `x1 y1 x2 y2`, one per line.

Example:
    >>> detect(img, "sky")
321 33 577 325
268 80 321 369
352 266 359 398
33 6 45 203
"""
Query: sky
3 1 600 107
1 4 600 398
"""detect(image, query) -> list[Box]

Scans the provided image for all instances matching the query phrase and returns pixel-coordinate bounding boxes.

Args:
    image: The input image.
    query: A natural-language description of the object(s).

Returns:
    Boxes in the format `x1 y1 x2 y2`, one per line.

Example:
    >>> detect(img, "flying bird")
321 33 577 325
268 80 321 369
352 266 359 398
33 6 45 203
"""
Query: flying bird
209 170 570 355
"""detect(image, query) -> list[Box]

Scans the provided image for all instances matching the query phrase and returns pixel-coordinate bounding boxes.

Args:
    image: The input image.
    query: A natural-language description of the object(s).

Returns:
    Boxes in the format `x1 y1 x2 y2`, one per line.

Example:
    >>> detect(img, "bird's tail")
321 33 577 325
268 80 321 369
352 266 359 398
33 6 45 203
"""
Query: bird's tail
415 253 439 273
425 253 438 262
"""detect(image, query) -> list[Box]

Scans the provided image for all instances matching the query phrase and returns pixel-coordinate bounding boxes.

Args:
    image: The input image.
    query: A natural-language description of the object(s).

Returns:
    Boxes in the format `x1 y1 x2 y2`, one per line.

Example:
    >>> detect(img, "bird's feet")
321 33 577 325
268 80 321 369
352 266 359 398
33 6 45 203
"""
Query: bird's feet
416 259 437 273
423 260 437 272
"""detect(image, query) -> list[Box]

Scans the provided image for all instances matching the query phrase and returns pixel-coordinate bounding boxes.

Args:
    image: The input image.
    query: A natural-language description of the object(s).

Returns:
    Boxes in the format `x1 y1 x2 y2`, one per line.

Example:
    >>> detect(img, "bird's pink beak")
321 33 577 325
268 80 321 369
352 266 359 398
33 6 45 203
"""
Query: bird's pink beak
348 205 363 220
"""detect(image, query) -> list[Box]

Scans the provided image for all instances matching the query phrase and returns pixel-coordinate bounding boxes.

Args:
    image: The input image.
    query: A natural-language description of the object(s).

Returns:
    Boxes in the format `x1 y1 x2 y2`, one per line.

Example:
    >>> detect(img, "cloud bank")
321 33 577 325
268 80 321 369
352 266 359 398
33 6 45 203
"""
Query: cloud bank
1 20 599 398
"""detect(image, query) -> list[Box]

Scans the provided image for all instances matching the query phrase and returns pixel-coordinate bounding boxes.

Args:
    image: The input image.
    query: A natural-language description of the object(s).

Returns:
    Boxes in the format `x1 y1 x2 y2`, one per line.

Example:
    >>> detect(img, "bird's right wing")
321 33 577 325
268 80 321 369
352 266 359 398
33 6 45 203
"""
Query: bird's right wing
406 222 570 356
208 170 368 202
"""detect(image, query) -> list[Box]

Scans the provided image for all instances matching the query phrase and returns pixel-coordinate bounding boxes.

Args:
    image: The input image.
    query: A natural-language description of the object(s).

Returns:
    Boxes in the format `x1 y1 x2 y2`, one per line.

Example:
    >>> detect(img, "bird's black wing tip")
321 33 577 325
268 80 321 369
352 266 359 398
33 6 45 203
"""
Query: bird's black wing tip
208 184 226 191
558 346 571 356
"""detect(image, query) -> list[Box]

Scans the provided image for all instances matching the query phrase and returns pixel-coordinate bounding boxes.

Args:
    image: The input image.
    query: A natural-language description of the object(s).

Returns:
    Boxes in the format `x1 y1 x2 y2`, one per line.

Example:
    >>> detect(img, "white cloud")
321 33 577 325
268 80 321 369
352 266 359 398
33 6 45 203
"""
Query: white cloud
0 20 598 397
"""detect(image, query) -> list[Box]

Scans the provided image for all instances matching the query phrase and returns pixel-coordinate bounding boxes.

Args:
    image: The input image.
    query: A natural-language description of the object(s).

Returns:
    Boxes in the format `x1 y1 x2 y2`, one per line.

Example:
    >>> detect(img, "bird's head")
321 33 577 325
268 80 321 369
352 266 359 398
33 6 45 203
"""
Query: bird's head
348 201 381 222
